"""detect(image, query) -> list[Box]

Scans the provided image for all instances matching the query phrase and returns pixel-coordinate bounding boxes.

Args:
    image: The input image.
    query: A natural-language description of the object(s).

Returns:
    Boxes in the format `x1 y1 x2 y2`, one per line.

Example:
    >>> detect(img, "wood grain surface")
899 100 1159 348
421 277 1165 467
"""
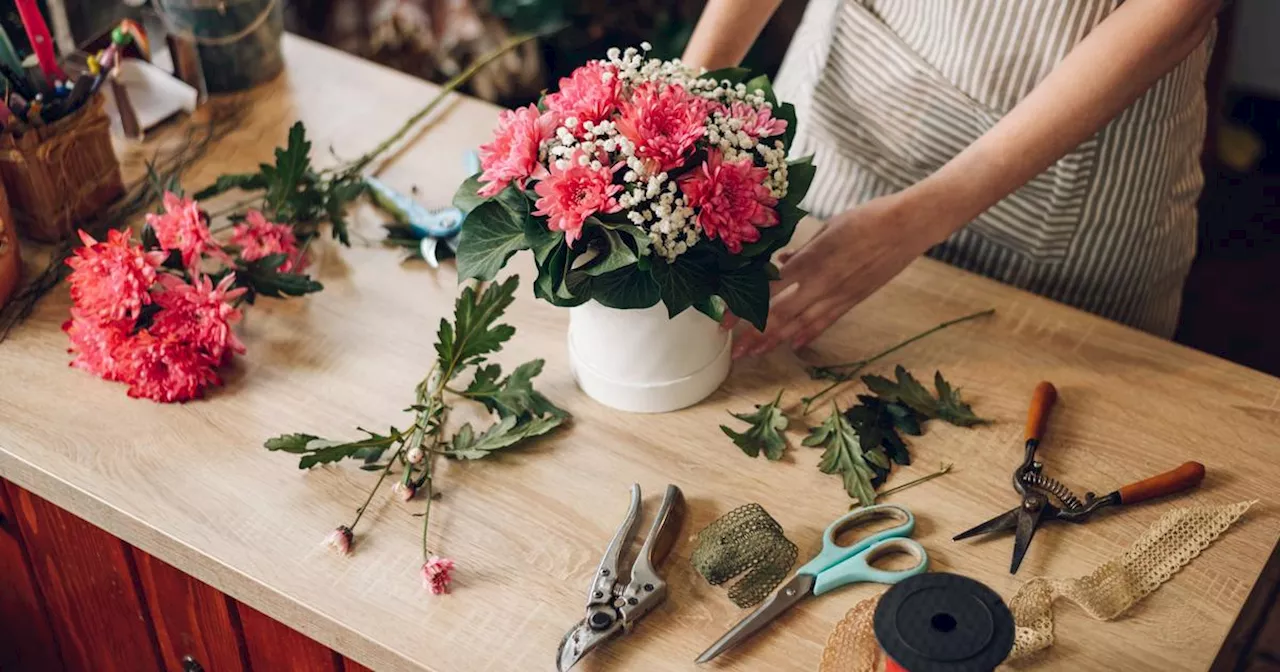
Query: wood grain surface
2 482 163 671
0 480 63 672
239 602 344 671
134 548 250 672
0 36 1277 672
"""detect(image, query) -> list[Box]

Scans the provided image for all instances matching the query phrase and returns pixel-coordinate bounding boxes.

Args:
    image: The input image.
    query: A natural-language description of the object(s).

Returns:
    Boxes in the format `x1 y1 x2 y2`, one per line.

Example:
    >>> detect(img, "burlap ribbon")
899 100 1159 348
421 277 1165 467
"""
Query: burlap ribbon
819 502 1255 671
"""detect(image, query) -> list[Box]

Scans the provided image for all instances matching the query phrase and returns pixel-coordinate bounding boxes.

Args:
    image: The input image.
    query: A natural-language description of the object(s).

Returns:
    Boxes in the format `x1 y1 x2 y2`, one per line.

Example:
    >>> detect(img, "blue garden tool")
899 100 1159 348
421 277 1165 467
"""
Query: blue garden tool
696 503 929 663
368 150 480 267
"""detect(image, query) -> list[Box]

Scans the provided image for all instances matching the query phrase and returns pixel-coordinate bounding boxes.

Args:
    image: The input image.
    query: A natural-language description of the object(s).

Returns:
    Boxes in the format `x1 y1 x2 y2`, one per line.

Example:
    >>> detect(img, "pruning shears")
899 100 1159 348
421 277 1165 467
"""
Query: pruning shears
953 381 1207 573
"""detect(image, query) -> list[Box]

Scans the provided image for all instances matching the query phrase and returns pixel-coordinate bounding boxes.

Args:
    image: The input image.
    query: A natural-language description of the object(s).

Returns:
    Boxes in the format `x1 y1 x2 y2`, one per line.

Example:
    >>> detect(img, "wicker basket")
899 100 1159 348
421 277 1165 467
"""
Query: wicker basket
0 95 124 243
0 182 19 308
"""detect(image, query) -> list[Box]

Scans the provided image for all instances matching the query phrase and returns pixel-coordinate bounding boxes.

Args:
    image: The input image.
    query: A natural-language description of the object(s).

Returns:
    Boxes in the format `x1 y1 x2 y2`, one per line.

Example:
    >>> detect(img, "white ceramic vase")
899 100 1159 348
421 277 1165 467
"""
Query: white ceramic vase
567 301 732 413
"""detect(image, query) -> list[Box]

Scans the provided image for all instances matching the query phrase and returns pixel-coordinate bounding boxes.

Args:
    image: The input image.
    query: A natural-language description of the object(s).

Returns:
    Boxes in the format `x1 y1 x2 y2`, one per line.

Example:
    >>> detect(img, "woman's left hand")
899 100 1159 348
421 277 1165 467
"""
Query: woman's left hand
730 192 944 359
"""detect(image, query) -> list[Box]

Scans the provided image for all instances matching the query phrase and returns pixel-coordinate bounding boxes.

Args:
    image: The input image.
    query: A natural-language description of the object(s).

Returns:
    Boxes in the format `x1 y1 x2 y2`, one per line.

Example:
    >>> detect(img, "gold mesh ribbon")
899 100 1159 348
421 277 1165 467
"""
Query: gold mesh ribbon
691 503 798 608
818 502 1254 671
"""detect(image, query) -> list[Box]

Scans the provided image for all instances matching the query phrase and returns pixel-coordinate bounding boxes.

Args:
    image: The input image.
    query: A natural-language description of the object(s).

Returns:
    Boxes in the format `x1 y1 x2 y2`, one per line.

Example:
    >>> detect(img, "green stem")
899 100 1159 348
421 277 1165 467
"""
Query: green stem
876 463 953 499
801 308 995 414
348 445 403 531
420 474 435 559
339 29 554 178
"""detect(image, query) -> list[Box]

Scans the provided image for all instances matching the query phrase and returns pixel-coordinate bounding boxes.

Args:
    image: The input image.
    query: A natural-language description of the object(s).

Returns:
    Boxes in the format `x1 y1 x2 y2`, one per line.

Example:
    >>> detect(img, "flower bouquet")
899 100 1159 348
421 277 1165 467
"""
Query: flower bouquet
455 45 815 412
63 192 322 402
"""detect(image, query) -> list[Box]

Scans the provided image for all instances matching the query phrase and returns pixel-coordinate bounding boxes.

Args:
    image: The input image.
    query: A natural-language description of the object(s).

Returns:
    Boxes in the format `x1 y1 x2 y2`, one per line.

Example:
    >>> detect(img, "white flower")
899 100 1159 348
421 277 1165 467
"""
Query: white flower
564 116 578 128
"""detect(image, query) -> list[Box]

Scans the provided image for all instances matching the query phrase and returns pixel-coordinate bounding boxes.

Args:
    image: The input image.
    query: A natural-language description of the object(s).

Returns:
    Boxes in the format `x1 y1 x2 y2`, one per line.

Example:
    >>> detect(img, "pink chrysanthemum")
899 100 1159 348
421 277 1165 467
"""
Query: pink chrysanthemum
616 82 708 174
152 274 247 365
477 104 557 198
146 192 225 269
421 555 456 595
230 210 305 272
679 150 779 254
65 229 164 323
724 101 787 140
544 61 621 129
116 330 223 403
532 151 622 245
326 526 354 556
63 312 132 380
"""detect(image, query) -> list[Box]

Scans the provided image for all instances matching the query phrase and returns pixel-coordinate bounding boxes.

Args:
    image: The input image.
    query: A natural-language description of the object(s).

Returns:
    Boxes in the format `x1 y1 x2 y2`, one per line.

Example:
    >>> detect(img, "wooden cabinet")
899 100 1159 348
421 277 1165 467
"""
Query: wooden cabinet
0 479 371 672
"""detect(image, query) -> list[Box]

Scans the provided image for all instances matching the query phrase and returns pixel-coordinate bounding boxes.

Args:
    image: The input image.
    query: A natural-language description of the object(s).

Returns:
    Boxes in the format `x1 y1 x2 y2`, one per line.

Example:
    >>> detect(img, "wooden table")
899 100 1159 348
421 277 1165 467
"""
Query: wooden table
1 36 1277 672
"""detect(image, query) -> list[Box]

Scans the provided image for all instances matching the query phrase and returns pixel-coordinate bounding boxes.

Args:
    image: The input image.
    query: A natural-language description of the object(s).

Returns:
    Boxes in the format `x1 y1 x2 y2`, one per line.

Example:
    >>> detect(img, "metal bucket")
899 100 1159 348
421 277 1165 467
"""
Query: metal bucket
154 0 284 93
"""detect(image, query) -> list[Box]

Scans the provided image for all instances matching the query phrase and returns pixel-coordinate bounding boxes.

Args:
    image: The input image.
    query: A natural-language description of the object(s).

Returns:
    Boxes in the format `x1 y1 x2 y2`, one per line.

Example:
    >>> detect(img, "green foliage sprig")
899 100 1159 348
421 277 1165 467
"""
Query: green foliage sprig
264 276 568 563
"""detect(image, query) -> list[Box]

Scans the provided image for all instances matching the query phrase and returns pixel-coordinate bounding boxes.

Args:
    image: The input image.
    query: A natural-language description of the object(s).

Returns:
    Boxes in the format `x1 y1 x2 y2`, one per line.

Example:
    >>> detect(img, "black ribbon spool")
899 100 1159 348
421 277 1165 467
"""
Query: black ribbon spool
873 573 1014 672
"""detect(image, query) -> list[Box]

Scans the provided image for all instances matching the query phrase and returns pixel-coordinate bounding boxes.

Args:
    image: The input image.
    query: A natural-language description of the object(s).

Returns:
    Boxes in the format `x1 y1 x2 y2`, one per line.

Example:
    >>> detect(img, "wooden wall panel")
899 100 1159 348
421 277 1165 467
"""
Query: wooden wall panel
133 548 249 672
0 479 63 671
3 481 163 672
343 657 375 672
238 602 342 671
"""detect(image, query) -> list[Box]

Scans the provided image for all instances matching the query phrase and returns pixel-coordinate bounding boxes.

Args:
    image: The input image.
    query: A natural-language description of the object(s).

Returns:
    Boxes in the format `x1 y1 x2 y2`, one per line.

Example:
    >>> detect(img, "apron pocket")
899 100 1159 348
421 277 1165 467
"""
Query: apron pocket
804 0 1098 263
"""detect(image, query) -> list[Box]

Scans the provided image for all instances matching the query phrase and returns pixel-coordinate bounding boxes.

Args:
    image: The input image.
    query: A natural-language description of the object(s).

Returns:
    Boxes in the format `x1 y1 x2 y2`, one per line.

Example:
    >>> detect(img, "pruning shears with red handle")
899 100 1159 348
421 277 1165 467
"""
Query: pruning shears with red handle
953 381 1206 574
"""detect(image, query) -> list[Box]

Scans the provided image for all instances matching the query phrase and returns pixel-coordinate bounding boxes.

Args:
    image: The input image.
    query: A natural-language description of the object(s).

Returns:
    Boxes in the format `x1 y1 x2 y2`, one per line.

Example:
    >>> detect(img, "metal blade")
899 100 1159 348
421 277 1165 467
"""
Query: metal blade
1010 505 1045 574
952 507 1020 541
695 573 815 664
556 617 622 672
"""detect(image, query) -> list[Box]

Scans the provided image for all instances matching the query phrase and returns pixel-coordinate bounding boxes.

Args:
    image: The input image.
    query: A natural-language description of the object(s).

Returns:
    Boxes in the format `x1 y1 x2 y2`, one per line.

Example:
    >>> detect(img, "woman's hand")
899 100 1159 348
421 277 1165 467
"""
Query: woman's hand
729 192 946 359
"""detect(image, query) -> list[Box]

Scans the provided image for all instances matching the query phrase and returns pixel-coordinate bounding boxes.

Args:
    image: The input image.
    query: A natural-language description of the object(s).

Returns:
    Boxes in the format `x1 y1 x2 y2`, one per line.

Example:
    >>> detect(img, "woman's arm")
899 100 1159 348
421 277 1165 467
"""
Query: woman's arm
733 0 1223 357
681 0 782 70
908 0 1223 239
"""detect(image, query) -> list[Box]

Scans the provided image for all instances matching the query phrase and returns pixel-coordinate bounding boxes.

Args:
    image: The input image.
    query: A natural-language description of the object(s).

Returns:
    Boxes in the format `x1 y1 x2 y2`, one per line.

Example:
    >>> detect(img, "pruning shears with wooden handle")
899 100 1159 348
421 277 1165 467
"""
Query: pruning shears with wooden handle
953 381 1206 574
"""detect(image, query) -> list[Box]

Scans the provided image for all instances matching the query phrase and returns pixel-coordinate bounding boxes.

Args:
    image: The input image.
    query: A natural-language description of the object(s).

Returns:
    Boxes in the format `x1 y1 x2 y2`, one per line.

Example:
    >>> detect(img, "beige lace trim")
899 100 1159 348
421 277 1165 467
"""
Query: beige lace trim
818 502 1255 671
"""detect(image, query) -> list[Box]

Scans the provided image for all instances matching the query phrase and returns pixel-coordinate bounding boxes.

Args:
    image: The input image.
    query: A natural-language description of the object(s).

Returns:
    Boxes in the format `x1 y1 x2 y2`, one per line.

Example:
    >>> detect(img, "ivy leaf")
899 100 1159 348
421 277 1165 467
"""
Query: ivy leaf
693 295 727 323
234 255 324 304
651 253 717 318
448 414 565 460
581 228 638 277
777 102 798 151
589 264 661 310
435 275 519 376
717 263 771 331
462 359 568 420
803 405 877 506
264 432 399 469
456 199 529 281
933 372 988 427
862 366 938 417
784 156 816 206
193 172 268 201
721 390 789 460
452 173 486 214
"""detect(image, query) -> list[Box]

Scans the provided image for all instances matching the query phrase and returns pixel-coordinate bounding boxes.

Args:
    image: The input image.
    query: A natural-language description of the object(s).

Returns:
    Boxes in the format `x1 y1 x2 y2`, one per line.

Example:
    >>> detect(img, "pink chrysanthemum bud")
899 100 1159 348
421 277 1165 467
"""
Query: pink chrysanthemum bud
392 481 416 502
325 525 354 556
406 446 425 464
421 555 456 595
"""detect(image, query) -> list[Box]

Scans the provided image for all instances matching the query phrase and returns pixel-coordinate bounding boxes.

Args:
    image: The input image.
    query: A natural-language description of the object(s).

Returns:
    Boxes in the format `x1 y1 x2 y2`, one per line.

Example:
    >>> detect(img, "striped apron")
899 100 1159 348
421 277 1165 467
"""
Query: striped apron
775 0 1213 337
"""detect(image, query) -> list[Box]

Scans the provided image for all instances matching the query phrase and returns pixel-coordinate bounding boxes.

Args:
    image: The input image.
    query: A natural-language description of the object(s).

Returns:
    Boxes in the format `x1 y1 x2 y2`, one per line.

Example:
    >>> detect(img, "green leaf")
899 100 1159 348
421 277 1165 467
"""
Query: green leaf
804 405 878 506
701 67 751 84
325 178 366 246
581 228 638 277
234 255 324 303
777 102 797 151
452 173 487 214
692 295 727 323
447 413 566 460
525 217 562 267
784 156 816 206
933 371 989 427
462 359 569 420
435 276 519 376
266 122 312 213
264 432 398 469
862 366 939 418
589 265 661 310
457 200 529 281
651 253 716 318
193 172 267 201
717 263 771 331
721 390 789 460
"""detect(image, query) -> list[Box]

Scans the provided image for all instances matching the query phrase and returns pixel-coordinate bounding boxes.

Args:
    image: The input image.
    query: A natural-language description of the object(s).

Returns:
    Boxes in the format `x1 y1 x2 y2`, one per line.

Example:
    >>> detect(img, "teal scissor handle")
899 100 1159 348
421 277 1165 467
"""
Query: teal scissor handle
795 504 929 595
812 537 928 595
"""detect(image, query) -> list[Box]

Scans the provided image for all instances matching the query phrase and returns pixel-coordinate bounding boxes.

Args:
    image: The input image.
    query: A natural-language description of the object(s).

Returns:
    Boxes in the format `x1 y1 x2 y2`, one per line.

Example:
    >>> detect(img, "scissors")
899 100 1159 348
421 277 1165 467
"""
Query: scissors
696 504 929 663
